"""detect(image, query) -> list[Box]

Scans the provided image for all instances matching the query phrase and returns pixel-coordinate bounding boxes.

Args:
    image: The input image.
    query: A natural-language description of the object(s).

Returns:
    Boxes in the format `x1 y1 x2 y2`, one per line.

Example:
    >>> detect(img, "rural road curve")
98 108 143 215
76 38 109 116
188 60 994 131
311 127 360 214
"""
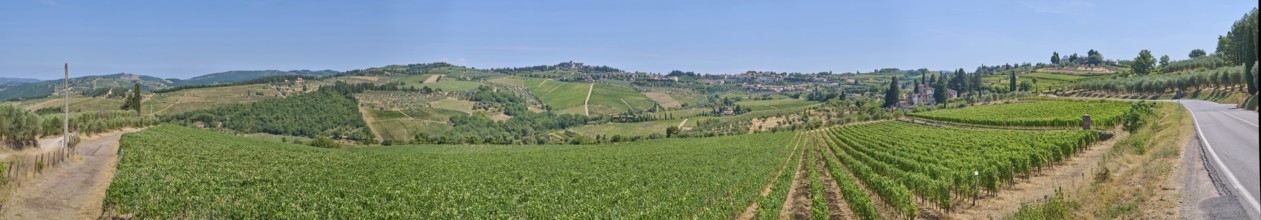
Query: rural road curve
1180 99 1259 218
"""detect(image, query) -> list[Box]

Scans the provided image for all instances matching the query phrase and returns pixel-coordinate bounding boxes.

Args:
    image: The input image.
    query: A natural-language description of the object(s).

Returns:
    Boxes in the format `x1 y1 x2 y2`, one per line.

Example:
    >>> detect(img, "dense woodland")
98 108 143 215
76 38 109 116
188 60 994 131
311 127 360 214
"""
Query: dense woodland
164 88 374 142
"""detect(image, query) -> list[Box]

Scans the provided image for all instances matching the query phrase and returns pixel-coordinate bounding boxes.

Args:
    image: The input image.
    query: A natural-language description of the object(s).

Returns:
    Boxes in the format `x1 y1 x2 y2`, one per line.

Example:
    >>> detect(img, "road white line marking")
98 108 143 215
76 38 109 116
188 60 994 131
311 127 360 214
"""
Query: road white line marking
1221 111 1259 127
1184 104 1261 214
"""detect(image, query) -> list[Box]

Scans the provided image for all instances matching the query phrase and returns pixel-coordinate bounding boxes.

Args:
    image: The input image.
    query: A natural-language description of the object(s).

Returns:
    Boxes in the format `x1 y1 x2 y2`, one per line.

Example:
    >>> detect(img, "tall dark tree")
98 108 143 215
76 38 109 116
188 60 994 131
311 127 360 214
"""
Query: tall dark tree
1189 49 1207 58
120 83 142 115
883 76 900 108
1224 8 1258 94
949 68 966 92
933 74 948 104
970 70 983 93
1008 71 1018 92
1051 51 1061 64
1160 55 1171 67
1132 49 1157 75
1086 49 1104 66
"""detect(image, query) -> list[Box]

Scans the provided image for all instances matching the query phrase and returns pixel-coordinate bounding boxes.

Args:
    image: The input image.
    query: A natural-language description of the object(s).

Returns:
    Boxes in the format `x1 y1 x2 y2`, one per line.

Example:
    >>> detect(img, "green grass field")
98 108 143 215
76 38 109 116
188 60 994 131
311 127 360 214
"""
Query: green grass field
429 98 475 113
587 83 654 114
519 78 589 110
107 125 794 219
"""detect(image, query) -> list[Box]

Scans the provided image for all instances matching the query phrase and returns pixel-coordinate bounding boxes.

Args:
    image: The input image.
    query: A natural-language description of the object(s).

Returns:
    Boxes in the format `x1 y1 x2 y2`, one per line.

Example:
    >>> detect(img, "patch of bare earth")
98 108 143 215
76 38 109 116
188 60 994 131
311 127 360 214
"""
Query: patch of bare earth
423 75 441 83
780 145 812 219
0 130 133 219
1177 135 1218 220
749 116 786 134
642 91 682 109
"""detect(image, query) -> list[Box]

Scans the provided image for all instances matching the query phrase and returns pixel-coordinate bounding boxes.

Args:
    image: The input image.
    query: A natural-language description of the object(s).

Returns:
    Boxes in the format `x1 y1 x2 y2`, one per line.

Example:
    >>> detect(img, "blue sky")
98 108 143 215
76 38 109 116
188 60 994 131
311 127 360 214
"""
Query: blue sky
1 0 1256 80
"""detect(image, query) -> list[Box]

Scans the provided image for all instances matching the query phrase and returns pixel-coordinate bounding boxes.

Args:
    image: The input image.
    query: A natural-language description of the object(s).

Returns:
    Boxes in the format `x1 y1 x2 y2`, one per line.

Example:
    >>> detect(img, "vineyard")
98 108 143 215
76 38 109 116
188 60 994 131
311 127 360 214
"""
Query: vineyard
105 125 794 219
909 100 1130 127
810 121 1099 217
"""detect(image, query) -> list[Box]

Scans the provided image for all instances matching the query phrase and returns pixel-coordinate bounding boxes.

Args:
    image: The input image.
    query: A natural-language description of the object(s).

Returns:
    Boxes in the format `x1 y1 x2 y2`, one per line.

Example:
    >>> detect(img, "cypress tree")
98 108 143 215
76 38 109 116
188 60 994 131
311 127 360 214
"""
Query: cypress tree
883 76 900 108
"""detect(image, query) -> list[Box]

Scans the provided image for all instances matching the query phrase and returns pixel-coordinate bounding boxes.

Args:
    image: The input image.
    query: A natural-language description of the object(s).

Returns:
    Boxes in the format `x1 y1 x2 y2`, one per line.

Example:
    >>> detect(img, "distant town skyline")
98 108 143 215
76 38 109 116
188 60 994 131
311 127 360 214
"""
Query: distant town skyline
2 0 1257 80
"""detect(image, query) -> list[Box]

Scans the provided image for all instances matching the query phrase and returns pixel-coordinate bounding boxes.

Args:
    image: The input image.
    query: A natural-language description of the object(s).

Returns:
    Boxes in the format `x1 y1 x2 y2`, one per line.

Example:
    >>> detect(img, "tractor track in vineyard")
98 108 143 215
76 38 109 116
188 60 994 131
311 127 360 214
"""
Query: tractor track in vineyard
817 128 901 217
736 132 802 219
780 139 813 219
806 131 855 220
0 129 134 219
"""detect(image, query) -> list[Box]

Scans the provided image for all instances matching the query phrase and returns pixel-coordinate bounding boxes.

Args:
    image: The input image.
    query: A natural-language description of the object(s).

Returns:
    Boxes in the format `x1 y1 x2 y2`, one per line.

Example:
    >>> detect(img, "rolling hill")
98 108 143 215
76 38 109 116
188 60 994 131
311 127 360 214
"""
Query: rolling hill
0 77 39 86
173 70 340 86
0 73 172 101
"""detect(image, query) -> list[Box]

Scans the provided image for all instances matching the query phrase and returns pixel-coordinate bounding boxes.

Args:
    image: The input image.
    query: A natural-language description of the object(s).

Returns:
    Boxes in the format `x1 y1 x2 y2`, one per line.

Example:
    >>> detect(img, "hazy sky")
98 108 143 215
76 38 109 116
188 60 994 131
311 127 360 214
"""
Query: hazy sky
1 0 1256 80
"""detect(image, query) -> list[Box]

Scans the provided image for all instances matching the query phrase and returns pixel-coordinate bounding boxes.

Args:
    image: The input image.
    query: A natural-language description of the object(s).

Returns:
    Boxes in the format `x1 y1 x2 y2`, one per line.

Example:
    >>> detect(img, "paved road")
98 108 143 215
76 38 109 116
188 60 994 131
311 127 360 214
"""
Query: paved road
1180 99 1259 217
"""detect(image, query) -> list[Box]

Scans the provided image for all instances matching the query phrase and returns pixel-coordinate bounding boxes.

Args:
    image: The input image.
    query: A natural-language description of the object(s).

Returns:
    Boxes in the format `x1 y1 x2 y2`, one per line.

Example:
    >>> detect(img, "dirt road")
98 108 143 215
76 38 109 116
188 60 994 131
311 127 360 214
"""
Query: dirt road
1 130 130 219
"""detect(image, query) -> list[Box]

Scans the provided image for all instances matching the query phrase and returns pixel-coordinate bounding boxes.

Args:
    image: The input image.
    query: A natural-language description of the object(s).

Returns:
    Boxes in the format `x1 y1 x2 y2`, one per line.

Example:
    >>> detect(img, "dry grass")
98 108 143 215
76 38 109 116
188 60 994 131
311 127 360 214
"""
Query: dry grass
1047 102 1192 219
642 91 682 109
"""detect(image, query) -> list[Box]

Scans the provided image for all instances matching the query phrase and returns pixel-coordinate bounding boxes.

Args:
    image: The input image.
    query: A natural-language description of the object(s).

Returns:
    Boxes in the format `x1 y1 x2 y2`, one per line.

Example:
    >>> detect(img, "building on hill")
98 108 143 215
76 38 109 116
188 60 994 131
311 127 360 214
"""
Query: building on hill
908 83 964 106
699 79 724 85
910 83 935 105
560 61 585 70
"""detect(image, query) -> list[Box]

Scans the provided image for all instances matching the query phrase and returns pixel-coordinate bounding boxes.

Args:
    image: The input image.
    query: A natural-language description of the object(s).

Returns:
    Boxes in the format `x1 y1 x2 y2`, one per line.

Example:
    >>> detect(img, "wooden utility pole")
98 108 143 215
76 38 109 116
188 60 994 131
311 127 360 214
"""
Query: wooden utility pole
64 63 70 150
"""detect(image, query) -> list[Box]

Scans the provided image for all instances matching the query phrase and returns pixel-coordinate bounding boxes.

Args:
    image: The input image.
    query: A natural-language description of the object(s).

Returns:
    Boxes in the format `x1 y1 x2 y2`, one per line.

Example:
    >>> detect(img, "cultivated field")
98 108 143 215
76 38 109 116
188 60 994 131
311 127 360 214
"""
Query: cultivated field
105 125 795 219
909 100 1131 127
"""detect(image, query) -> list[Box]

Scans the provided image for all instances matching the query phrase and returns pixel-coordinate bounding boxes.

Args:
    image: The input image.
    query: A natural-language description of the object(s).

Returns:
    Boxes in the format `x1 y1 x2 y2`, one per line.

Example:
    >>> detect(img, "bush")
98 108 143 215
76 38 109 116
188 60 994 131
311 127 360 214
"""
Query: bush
1011 189 1075 219
309 136 341 149
1121 101 1155 133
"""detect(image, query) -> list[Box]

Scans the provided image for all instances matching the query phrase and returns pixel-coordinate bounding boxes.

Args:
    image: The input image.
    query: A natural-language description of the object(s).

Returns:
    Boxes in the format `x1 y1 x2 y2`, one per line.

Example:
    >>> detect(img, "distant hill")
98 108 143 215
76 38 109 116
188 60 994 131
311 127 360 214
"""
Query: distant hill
173 70 340 86
0 73 172 101
0 77 39 86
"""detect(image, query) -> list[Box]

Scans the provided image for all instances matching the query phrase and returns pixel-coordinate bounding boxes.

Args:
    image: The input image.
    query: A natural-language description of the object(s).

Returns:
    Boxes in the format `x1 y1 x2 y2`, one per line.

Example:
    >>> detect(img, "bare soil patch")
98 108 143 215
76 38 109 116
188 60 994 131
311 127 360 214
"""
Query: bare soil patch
423 75 441 83
781 146 812 219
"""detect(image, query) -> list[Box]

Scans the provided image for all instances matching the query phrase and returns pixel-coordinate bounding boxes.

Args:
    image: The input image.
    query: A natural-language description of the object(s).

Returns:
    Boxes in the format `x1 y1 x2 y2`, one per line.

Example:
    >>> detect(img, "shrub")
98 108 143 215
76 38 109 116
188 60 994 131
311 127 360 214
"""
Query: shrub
309 136 341 149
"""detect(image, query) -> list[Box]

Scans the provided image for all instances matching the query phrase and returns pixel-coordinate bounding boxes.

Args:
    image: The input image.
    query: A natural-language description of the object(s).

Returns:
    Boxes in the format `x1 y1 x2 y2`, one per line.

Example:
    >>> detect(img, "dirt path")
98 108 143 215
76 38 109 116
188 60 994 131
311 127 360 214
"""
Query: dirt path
397 109 415 119
0 130 131 219
583 83 594 116
780 143 813 219
619 98 635 112
358 106 385 144
676 118 688 129
152 96 181 115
